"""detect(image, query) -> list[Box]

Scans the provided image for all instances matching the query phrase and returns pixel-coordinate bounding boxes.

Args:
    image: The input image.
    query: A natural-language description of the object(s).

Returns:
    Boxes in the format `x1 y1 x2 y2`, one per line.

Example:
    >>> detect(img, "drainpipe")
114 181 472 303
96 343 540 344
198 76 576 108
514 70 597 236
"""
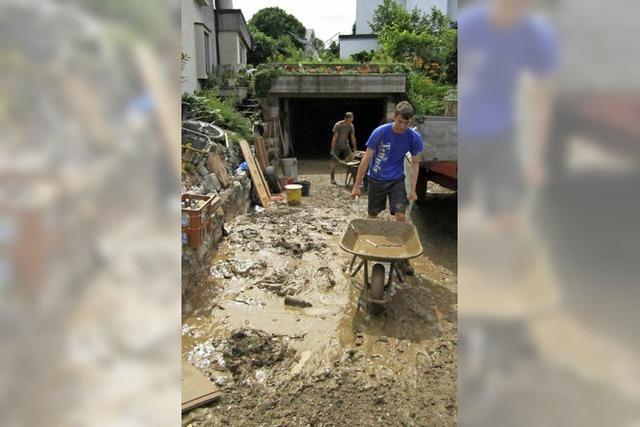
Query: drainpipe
214 0 221 67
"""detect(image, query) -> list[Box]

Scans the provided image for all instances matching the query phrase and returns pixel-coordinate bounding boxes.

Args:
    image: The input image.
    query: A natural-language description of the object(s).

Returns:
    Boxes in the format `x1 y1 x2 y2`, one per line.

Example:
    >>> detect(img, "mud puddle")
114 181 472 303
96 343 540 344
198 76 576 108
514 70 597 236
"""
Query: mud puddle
182 175 457 426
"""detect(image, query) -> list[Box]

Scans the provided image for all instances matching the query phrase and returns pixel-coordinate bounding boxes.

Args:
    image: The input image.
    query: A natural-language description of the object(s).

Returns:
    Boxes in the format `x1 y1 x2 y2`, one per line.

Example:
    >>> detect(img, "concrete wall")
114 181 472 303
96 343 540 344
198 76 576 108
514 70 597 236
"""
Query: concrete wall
415 116 457 161
269 74 407 95
181 0 217 94
339 37 379 59
218 32 238 68
218 32 250 71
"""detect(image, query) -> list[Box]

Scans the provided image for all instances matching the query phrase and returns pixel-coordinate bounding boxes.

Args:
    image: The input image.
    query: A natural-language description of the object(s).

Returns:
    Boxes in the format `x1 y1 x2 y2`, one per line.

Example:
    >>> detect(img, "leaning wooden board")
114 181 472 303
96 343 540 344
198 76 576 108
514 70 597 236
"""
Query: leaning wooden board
254 136 269 172
239 139 271 206
182 359 221 412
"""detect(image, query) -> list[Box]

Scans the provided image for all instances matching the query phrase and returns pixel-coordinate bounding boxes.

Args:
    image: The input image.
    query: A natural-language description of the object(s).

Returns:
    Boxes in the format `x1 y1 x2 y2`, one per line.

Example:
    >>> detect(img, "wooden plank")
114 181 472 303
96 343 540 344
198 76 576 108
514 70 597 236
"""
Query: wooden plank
253 143 271 199
239 139 271 206
254 137 269 172
248 140 272 199
182 359 221 412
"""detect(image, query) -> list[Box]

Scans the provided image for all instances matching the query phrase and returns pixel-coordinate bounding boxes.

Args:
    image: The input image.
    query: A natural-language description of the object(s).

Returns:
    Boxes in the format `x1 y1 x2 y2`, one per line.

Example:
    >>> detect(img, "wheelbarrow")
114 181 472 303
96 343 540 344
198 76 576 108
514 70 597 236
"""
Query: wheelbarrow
340 218 423 314
331 150 365 187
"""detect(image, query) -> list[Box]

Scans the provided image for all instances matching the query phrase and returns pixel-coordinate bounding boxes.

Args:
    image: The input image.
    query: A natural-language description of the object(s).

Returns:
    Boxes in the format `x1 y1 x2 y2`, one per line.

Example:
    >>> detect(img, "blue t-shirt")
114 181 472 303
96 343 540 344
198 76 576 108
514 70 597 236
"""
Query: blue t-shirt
366 123 424 181
459 6 559 139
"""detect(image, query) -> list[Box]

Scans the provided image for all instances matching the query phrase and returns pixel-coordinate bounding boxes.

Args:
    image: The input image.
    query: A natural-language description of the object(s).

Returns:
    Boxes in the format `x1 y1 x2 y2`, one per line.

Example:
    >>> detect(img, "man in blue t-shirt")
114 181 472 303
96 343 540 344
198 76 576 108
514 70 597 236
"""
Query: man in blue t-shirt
459 0 559 227
351 101 424 223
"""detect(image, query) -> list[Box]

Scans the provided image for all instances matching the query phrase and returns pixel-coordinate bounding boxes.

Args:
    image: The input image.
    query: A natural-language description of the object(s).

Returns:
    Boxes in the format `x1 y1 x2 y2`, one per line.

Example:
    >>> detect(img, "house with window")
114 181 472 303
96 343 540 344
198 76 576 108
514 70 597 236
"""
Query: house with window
339 0 457 59
181 0 251 94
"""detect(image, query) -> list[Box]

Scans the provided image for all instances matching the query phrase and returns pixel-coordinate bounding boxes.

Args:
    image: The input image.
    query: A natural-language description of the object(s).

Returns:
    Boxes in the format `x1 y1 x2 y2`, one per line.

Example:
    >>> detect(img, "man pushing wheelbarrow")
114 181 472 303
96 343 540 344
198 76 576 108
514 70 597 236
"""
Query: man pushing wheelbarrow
345 101 425 313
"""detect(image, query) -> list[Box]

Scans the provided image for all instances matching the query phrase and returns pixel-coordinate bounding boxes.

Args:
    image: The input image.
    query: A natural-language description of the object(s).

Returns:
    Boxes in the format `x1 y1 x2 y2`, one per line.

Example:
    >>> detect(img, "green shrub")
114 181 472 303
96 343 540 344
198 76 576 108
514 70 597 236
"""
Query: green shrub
350 50 376 63
182 90 253 140
252 65 282 99
407 72 453 116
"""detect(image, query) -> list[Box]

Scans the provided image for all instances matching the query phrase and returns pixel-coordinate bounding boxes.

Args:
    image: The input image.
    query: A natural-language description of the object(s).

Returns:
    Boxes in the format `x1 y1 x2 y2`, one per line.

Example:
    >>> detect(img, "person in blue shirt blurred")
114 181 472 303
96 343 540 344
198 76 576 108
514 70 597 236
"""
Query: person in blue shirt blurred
459 0 559 228
351 101 424 223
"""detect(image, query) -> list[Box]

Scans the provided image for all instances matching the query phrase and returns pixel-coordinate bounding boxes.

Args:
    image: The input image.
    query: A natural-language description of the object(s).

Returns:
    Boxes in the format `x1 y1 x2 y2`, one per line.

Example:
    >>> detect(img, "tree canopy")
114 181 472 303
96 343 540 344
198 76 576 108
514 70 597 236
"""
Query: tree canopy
248 7 306 48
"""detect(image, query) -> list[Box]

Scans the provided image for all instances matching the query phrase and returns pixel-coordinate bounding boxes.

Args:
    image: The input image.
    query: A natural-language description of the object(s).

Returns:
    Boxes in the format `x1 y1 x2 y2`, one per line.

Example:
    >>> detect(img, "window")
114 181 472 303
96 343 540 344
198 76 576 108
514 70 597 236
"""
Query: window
239 43 246 65
204 32 211 75
194 23 212 79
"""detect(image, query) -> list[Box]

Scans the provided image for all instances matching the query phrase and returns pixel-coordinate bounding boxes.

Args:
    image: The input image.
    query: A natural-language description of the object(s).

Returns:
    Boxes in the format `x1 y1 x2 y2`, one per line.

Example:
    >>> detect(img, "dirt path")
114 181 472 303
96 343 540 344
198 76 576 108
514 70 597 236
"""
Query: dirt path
182 175 457 426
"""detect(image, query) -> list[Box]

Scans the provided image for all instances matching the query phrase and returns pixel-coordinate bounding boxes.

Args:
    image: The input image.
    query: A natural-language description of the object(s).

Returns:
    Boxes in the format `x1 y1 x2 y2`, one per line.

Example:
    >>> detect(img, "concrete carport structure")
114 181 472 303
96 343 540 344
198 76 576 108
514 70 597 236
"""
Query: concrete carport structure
262 74 407 159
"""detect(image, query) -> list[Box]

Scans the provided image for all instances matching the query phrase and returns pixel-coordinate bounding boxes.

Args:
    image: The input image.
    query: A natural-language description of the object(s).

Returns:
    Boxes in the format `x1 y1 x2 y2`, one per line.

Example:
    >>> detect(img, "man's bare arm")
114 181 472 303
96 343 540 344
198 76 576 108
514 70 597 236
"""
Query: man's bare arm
351 148 374 198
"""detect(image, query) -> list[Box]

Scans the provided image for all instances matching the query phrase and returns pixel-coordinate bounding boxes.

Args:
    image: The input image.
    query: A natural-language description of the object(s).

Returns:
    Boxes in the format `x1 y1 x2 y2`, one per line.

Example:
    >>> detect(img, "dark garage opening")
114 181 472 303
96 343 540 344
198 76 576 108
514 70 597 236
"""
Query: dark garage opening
287 98 386 159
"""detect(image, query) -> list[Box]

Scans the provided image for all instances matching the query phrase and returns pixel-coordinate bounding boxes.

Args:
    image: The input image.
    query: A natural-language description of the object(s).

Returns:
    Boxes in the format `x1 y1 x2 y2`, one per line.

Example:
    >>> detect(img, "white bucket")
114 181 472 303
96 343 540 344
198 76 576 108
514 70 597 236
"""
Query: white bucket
281 158 298 180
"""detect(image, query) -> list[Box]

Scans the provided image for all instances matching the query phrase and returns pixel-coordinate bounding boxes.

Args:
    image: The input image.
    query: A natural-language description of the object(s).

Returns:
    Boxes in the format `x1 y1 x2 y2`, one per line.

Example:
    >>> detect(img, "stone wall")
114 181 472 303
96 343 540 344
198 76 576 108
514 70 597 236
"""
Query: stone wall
181 174 251 309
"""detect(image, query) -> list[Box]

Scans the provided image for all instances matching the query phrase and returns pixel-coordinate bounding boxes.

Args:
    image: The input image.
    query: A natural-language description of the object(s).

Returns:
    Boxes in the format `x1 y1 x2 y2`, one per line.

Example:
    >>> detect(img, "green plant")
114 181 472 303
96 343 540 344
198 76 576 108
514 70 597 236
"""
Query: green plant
371 1 457 84
182 90 253 140
407 72 453 116
350 50 376 63
181 51 189 82
248 24 278 64
249 7 306 48
252 65 282 99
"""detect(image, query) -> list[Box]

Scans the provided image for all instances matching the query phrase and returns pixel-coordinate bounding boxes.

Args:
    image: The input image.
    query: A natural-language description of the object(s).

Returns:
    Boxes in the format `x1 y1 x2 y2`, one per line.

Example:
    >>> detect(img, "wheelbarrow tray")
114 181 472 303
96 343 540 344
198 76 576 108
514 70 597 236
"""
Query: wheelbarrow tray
340 219 423 262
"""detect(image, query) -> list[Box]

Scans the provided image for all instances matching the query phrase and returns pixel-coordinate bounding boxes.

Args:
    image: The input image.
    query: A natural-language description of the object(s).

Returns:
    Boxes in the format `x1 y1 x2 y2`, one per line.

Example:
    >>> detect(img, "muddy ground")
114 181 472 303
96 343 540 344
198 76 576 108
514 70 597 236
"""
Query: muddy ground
182 172 457 426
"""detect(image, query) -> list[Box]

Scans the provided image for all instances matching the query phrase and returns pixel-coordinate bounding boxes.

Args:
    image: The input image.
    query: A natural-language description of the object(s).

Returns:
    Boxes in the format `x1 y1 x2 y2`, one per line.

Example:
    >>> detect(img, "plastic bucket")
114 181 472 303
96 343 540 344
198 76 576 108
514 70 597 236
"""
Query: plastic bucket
294 180 311 196
281 158 298 180
285 184 303 206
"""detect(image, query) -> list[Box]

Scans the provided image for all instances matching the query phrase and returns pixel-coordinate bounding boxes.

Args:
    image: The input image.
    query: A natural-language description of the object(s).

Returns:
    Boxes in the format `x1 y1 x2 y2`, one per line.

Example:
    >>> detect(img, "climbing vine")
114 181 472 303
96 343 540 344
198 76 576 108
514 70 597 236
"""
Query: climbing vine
252 65 282 99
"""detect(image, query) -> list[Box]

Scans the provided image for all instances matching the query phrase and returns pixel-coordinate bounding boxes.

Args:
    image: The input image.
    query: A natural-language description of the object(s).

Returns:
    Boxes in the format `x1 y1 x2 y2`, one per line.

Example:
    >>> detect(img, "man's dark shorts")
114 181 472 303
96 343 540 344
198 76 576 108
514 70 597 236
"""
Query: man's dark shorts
332 146 352 161
367 176 407 216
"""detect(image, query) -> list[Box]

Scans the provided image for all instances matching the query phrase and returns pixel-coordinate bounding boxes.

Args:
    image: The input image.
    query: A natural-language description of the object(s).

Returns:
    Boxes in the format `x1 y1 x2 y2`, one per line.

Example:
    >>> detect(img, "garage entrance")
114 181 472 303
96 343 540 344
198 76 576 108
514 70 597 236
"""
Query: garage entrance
287 98 386 159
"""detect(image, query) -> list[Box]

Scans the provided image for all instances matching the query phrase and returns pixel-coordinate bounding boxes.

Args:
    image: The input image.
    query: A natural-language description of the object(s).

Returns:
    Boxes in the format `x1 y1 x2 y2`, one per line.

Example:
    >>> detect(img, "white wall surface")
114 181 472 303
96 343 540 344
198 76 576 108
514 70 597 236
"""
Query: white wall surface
339 37 379 59
181 0 217 93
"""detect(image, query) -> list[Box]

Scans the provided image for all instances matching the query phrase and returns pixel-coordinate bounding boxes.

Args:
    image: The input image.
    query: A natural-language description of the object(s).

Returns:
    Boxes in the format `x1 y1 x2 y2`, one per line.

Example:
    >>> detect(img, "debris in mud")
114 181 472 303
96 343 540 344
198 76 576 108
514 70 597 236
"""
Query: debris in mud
284 296 313 308
315 266 336 289
221 329 294 380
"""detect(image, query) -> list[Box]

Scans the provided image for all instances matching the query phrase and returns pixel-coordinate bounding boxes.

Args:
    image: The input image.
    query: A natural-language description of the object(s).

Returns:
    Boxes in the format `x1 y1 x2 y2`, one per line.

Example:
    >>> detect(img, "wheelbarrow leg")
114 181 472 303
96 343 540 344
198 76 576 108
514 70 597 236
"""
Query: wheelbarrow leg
348 254 367 278
391 261 405 283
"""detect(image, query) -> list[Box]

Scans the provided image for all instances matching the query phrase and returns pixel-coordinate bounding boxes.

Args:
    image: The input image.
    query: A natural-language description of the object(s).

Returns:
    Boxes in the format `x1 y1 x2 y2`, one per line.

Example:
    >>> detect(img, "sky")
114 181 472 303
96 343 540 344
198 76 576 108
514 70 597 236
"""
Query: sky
233 0 357 45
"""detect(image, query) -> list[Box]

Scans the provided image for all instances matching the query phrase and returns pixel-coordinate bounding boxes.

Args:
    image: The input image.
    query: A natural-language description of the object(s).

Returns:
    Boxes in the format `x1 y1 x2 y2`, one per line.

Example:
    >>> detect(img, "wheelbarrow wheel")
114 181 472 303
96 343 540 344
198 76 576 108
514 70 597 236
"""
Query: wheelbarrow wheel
368 263 385 315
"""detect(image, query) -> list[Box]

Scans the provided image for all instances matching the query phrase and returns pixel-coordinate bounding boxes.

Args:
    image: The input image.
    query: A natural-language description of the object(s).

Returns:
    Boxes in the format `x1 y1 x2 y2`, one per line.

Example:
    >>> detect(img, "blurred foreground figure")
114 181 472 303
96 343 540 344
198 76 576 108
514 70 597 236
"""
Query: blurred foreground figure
0 0 180 425
459 0 640 425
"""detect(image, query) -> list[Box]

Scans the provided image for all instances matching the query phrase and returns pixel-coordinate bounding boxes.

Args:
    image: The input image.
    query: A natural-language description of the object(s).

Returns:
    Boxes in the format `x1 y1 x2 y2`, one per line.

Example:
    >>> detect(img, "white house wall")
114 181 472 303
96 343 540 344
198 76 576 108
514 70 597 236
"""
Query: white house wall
181 0 217 94
406 0 450 16
355 0 380 34
339 38 379 59
219 32 246 71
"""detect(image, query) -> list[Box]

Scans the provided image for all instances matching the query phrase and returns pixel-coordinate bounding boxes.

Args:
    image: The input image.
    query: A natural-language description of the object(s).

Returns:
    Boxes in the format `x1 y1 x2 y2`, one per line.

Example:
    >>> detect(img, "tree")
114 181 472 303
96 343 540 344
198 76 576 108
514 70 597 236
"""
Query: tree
371 0 457 84
369 0 424 34
328 41 339 57
249 7 306 48
247 24 277 64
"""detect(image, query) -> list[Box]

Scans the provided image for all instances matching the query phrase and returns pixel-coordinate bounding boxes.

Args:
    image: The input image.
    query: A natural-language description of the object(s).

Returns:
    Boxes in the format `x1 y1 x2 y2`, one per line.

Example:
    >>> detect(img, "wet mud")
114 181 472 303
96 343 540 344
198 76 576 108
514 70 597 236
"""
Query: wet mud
182 175 458 426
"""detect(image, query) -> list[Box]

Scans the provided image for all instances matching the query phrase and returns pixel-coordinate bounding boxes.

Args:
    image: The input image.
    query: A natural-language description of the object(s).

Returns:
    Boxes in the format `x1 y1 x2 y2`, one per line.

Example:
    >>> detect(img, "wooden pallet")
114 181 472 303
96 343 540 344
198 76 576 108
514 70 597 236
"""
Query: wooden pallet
239 139 271 207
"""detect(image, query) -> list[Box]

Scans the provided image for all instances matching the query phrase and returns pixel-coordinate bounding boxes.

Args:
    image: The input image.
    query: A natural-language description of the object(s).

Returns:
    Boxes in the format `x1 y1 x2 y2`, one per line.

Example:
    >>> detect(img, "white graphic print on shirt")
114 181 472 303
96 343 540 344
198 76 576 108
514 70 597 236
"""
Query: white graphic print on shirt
372 140 391 176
